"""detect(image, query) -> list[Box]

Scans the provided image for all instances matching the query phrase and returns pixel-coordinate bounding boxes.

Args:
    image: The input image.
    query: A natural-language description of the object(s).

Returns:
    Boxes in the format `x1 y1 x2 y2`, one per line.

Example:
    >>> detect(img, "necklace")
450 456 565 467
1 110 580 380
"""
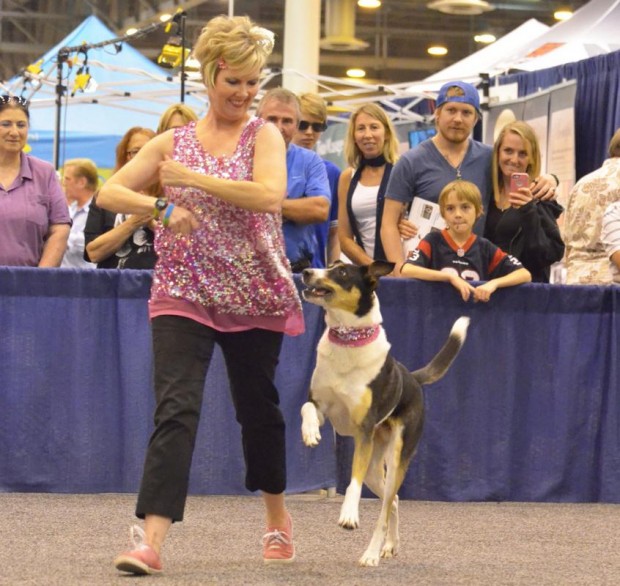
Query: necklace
435 142 466 179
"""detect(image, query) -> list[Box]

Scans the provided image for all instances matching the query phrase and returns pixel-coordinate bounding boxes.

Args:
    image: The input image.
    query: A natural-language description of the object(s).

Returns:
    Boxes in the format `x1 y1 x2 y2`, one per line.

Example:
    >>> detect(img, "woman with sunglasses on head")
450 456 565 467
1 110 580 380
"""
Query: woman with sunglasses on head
83 126 158 269
0 95 70 266
338 103 415 264
98 15 303 575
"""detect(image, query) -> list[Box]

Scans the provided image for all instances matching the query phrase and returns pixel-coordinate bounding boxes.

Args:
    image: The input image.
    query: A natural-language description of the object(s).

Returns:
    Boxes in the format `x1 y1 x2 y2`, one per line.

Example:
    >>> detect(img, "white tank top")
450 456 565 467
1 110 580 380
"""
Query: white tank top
351 182 380 256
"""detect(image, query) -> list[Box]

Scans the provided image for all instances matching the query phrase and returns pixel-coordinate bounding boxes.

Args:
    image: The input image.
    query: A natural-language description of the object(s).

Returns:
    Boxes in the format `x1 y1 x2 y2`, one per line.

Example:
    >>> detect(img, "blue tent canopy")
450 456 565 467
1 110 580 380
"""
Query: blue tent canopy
5 15 208 169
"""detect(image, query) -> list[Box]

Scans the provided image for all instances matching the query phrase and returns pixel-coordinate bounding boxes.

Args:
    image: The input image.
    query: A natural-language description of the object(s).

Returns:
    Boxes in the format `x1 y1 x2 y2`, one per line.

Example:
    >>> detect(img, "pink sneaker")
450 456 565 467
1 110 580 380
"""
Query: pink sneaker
114 525 163 575
262 513 295 564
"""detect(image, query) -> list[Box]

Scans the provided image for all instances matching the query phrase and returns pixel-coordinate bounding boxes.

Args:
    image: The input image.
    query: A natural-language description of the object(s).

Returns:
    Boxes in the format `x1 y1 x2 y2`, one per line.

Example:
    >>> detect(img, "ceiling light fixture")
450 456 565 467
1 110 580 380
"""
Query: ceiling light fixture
159 13 172 22
474 32 496 44
346 67 366 78
358 0 381 7
427 0 494 16
427 45 448 56
554 9 573 21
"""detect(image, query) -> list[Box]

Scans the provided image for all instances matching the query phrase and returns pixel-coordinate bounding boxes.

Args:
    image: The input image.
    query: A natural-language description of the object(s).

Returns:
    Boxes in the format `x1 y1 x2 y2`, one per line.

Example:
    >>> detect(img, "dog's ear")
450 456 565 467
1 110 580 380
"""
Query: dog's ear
367 260 395 279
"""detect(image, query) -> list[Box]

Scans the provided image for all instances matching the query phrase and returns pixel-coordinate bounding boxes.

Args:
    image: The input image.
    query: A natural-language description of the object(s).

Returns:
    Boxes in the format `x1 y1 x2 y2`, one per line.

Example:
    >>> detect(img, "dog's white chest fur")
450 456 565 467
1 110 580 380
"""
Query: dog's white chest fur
310 328 390 436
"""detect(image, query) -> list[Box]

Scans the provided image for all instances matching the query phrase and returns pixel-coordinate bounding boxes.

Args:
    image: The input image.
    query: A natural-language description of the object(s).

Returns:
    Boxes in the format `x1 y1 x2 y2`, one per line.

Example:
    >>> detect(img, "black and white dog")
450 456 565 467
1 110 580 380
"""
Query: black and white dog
301 260 469 566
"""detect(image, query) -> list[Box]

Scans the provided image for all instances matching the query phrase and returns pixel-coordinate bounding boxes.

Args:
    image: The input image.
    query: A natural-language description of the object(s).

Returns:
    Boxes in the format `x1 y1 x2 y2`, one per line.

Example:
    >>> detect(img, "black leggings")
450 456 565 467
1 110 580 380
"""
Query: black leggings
136 315 285 522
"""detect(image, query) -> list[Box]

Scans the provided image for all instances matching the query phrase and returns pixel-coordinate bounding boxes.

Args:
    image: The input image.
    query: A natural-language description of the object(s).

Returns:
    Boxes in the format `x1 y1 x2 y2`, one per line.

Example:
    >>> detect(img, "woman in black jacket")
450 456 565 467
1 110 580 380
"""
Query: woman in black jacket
485 121 565 282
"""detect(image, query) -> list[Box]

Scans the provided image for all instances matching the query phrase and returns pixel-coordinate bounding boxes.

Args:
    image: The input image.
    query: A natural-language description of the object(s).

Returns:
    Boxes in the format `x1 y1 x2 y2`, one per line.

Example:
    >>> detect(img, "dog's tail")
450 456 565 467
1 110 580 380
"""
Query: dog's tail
412 316 470 385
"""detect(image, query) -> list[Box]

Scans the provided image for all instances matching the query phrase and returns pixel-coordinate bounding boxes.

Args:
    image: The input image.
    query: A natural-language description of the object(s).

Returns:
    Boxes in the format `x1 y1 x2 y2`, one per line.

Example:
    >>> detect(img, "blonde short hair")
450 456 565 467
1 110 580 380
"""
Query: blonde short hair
157 103 198 134
344 103 399 168
492 121 541 202
439 180 484 217
193 15 274 88
298 92 327 123
64 158 99 191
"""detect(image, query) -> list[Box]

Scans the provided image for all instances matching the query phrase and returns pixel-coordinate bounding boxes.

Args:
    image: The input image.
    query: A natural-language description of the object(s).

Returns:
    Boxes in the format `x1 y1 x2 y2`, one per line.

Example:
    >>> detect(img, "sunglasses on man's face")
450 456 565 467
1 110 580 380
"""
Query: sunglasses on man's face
0 95 29 107
298 120 327 133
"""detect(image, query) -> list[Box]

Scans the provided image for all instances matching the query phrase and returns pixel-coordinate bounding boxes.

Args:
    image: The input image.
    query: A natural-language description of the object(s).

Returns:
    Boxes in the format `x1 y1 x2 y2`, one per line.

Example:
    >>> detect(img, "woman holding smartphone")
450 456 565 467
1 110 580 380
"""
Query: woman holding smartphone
485 120 565 282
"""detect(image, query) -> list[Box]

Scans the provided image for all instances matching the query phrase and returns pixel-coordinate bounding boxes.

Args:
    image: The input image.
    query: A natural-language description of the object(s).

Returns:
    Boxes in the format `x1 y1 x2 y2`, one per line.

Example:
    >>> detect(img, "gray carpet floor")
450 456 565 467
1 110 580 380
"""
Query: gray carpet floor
0 492 618 585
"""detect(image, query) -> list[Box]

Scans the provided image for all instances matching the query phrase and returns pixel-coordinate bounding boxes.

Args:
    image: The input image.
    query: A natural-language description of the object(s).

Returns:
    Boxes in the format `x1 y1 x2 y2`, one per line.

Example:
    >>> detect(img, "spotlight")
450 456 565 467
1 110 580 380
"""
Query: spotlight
71 67 96 96
26 59 43 76
157 36 190 69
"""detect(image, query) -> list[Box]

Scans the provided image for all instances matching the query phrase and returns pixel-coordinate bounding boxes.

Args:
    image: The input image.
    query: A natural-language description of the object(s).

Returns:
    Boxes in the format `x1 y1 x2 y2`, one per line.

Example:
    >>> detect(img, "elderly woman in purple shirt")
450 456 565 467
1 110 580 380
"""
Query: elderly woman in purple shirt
0 95 70 267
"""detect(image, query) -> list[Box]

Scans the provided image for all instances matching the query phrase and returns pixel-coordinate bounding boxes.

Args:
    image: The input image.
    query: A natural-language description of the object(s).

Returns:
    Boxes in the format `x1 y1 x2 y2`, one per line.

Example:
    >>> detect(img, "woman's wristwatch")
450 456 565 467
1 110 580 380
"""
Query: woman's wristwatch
153 198 168 219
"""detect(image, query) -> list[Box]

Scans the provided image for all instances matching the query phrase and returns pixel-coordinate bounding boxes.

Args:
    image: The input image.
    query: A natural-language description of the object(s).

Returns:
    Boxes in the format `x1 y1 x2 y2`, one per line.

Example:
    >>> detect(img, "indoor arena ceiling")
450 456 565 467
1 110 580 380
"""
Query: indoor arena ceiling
0 0 590 86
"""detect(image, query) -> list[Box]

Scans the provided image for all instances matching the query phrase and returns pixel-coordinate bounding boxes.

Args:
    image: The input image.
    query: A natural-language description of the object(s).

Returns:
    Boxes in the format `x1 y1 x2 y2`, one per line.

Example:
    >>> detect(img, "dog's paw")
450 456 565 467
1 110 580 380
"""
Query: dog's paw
300 402 322 447
359 551 380 567
301 424 321 447
380 540 399 559
338 517 358 530
338 502 359 530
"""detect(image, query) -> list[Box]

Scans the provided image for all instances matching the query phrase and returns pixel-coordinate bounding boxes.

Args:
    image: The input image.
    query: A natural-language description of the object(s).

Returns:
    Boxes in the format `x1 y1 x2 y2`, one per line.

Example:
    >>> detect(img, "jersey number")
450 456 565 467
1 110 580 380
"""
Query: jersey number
441 267 480 281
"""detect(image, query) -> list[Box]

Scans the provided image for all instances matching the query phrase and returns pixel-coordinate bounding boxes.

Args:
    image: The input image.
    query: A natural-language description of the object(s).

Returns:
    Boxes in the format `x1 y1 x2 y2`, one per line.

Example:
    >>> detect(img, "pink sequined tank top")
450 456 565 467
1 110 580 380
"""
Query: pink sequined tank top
151 118 302 320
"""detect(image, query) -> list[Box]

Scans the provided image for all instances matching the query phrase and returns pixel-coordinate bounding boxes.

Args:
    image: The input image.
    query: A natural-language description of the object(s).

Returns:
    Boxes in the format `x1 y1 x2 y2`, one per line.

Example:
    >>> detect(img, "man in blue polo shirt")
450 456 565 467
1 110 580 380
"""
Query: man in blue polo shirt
257 88 331 272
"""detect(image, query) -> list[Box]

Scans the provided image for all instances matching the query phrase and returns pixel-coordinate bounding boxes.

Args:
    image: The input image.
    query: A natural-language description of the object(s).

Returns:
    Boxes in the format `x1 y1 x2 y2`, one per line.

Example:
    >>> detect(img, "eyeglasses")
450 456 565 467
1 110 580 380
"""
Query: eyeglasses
298 120 327 133
0 95 29 107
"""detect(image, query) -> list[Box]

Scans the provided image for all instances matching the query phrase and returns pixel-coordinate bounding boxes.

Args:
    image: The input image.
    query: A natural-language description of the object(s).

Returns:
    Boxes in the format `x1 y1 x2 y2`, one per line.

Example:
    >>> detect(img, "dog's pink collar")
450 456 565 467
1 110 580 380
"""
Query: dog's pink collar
328 324 381 347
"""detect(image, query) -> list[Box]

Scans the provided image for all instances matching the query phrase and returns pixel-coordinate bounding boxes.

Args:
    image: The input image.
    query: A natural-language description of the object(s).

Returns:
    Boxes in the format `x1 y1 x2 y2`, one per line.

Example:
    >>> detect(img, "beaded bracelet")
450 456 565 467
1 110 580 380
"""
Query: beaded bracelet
162 203 175 227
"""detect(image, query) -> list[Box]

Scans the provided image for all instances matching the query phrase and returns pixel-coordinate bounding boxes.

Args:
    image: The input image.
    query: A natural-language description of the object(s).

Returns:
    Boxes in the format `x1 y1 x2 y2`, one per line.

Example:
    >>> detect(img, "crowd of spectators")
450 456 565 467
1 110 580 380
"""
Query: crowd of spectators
1 82 618 286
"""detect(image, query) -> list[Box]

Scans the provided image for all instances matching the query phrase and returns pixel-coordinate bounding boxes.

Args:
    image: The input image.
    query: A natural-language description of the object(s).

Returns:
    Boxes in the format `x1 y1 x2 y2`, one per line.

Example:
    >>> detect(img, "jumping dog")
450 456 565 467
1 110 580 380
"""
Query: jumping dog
300 260 469 566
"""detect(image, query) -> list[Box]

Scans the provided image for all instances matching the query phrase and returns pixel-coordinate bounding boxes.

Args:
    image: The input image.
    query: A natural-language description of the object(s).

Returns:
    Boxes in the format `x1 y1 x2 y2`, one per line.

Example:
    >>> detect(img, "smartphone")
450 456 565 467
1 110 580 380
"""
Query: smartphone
510 172 530 192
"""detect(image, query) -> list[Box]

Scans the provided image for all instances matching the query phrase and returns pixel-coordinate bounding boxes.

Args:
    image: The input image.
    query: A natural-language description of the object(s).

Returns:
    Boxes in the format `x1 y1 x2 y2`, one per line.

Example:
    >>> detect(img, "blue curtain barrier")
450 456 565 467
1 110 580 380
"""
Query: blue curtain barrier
1 267 618 502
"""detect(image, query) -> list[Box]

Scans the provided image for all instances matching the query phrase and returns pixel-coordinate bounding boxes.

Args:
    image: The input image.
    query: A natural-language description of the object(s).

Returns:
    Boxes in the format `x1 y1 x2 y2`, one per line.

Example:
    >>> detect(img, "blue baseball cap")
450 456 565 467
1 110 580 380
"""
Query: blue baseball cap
436 81 481 116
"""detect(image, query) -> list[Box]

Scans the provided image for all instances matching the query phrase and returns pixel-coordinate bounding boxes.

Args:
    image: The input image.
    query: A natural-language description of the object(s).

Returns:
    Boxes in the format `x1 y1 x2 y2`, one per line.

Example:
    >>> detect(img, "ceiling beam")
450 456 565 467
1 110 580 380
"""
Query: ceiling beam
121 0 212 28
136 46 446 73
0 10 68 20
0 42 49 55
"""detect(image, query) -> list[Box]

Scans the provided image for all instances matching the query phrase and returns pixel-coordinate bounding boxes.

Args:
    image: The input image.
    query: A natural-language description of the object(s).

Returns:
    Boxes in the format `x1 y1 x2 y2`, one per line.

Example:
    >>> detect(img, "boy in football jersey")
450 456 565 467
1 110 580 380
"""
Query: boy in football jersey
402 180 531 302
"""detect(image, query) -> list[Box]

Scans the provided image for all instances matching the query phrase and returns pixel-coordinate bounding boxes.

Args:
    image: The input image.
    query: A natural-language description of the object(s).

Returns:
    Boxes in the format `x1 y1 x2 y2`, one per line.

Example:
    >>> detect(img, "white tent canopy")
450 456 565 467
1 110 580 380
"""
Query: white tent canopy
405 0 620 96
407 19 550 93
501 0 620 71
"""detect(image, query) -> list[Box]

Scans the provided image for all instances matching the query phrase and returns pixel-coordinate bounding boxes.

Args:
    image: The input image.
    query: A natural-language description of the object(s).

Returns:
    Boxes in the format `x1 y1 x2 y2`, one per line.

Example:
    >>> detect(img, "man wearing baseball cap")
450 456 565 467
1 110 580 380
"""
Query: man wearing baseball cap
380 80 558 274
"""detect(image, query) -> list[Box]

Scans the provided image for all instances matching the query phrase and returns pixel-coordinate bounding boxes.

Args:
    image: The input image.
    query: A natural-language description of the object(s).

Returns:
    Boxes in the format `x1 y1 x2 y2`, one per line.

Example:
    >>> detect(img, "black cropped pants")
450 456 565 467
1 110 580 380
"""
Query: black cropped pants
136 315 286 522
